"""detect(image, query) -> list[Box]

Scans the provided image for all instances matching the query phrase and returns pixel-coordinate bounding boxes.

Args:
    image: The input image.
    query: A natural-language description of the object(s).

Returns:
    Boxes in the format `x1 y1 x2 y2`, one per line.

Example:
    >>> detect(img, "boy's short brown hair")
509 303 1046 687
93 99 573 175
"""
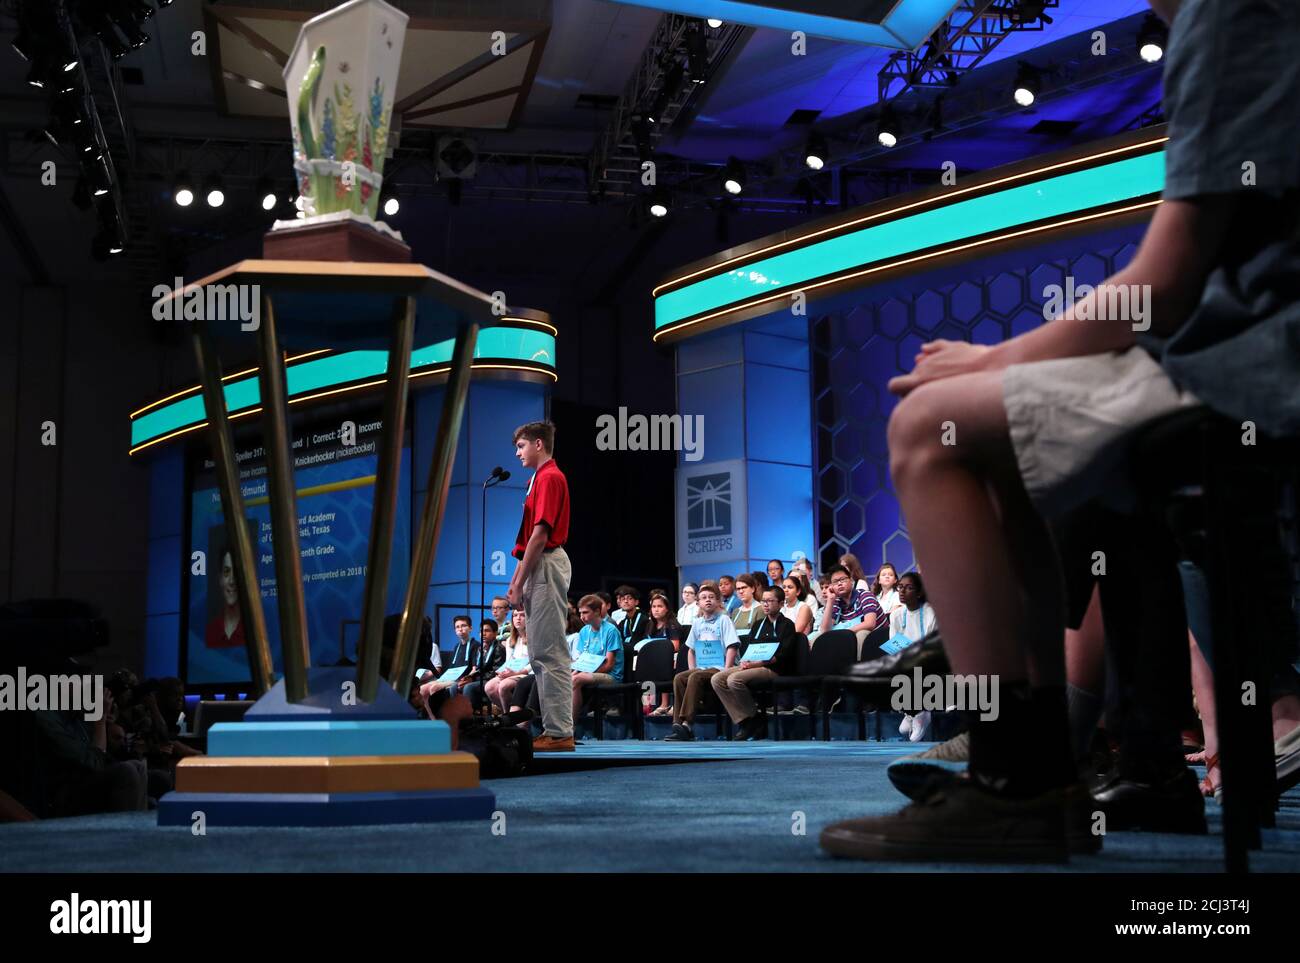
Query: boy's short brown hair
577 593 603 613
513 420 556 453
696 581 720 599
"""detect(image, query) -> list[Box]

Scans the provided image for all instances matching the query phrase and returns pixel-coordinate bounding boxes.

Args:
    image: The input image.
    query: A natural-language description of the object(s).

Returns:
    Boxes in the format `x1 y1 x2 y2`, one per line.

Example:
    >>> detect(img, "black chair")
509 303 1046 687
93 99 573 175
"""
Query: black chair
590 642 642 740
746 633 807 740
628 638 676 737
1131 408 1299 873
761 632 859 741
830 622 902 740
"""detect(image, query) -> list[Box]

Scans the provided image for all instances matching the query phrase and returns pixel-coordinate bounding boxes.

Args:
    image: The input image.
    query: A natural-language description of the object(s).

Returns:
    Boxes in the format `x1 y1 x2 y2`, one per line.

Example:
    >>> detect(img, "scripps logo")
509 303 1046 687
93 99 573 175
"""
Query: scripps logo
686 471 732 551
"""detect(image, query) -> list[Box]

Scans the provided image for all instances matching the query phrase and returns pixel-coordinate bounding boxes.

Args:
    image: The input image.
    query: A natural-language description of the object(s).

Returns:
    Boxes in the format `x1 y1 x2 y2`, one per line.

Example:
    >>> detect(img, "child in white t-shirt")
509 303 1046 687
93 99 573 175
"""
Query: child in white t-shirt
892 572 937 742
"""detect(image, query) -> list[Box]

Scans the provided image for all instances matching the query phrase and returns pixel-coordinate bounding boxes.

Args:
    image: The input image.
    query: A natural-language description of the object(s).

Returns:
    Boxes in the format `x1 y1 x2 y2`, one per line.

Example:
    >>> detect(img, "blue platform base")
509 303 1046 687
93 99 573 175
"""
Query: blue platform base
243 668 415 722
207 719 451 757
157 788 497 827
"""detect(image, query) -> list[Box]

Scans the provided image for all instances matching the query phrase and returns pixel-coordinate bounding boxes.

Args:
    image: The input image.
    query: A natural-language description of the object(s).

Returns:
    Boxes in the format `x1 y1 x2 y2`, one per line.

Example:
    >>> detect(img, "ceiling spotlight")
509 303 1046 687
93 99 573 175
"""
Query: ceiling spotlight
722 157 746 195
204 174 225 208
1137 14 1167 63
804 133 827 171
255 177 278 211
876 107 899 148
706 18 723 29
1013 62 1041 107
11 21 35 61
1009 0 1052 26
647 185 672 218
380 186 399 217
91 228 124 260
43 98 81 148
100 27 131 61
126 0 158 21
26 53 53 88
116 15 151 52
173 173 194 207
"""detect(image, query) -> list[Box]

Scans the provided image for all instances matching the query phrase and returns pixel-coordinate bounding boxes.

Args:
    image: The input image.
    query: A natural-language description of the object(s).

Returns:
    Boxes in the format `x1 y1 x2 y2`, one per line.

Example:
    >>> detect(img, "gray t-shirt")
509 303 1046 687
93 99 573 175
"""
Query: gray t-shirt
1139 0 1300 436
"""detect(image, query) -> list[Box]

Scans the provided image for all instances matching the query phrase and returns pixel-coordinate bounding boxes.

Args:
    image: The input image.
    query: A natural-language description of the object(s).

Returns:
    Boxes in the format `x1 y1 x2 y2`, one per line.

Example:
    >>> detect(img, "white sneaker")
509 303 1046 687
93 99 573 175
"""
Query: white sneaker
909 710 931 742
899 714 914 737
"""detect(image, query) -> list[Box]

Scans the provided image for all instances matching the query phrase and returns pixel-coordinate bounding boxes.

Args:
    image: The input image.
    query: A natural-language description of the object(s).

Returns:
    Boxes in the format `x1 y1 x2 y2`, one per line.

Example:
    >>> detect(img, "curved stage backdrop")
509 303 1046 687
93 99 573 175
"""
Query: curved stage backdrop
659 128 1164 582
136 314 555 689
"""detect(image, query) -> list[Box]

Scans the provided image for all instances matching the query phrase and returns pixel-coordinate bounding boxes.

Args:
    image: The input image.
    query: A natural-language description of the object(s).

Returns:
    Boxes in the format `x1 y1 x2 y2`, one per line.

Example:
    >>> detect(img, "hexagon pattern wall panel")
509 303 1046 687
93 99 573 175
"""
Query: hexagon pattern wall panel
812 234 1142 576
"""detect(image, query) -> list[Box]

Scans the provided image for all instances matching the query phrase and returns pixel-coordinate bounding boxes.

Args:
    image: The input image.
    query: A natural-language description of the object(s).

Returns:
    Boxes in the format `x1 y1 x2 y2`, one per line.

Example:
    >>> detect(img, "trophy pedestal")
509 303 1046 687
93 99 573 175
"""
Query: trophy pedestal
263 214 411 263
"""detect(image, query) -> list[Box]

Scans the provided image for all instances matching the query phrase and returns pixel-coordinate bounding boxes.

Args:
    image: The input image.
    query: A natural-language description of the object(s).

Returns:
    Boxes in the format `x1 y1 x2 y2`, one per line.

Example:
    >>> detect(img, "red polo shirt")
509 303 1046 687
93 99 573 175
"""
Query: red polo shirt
513 458 569 559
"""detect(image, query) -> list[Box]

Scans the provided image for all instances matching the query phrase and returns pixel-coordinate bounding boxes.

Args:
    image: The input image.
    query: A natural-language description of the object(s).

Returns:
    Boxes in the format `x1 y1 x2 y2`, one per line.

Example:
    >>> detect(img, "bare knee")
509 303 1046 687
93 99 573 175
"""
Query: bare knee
887 388 958 488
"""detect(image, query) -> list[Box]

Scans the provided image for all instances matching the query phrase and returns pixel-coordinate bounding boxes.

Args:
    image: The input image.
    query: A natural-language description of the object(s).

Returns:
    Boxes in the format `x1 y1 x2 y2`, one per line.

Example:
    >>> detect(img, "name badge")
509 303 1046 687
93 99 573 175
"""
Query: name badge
695 638 724 670
572 651 606 673
741 642 778 662
880 633 913 656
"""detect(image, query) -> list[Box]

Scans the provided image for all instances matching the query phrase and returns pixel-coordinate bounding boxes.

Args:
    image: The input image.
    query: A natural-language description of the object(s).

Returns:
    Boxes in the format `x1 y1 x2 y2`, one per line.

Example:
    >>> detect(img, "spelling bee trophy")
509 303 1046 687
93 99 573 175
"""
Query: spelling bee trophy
157 0 497 827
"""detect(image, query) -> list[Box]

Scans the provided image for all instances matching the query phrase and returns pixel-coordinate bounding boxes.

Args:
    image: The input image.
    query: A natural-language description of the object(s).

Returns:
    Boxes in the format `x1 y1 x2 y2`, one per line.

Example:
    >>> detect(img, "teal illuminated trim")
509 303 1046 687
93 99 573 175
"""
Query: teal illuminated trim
130 327 555 451
654 148 1166 334
614 1 961 48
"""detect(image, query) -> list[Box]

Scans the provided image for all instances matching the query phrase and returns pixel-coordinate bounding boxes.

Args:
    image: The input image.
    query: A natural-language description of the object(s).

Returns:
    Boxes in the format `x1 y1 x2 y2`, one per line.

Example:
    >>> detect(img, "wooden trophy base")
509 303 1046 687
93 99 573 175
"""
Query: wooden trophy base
263 217 412 263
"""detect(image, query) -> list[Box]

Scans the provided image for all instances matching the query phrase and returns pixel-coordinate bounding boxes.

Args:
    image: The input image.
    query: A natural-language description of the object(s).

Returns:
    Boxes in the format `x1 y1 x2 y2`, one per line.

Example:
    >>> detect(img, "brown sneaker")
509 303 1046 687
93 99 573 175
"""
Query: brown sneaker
820 779 1068 863
532 734 576 752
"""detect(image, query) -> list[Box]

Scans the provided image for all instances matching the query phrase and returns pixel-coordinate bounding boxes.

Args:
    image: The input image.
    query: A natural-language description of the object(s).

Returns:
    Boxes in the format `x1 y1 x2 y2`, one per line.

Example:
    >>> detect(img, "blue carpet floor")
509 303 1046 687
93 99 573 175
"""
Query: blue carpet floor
3 742 1298 873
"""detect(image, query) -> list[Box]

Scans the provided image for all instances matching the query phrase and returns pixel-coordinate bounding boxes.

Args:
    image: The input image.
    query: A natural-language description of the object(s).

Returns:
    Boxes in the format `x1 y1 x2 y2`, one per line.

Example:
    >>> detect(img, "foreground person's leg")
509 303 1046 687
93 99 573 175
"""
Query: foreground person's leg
821 372 1075 862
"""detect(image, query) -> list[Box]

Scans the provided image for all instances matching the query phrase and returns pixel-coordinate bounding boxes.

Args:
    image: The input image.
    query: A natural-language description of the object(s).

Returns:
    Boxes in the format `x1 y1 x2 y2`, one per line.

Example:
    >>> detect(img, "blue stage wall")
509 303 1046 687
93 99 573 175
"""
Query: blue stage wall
675 311 815 590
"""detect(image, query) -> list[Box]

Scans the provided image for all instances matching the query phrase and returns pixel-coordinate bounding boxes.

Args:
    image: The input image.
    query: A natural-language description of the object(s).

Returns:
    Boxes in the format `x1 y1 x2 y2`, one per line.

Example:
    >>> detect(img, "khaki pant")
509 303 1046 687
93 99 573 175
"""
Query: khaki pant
524 548 573 738
672 668 720 725
711 666 776 723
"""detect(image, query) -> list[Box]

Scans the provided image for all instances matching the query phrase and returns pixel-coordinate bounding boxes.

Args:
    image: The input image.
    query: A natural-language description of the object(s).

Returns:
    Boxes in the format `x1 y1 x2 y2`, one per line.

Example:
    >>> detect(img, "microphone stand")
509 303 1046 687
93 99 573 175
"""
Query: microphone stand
480 470 506 628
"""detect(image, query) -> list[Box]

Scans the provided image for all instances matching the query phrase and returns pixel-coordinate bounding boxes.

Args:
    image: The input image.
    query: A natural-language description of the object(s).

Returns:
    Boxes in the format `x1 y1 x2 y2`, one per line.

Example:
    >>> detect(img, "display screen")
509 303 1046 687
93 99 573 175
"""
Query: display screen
185 415 411 686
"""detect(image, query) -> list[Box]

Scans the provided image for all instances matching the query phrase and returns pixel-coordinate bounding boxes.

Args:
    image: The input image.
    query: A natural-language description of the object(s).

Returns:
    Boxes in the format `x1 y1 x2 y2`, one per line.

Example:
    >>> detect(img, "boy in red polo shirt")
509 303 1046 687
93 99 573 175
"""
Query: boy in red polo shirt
505 421 574 752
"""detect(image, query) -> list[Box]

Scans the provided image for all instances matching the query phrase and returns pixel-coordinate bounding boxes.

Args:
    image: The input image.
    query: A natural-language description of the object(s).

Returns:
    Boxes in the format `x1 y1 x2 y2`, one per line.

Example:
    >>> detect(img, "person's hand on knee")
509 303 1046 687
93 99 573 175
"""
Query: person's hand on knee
888 340 991 396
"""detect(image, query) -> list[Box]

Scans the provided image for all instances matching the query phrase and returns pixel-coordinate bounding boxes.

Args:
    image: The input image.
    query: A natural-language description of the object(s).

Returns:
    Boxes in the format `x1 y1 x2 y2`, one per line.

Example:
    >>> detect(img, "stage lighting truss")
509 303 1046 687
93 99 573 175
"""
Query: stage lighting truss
589 13 748 201
877 0 1056 105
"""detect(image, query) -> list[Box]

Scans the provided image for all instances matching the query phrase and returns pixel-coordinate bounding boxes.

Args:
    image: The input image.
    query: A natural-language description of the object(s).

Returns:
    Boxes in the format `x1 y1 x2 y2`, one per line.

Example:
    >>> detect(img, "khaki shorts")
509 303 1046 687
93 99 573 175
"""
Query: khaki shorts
1003 346 1201 517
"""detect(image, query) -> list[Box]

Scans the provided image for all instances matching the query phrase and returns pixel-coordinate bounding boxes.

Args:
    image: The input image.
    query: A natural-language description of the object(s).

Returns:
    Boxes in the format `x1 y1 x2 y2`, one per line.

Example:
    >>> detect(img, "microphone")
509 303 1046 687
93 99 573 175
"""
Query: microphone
483 466 511 488
496 469 511 482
